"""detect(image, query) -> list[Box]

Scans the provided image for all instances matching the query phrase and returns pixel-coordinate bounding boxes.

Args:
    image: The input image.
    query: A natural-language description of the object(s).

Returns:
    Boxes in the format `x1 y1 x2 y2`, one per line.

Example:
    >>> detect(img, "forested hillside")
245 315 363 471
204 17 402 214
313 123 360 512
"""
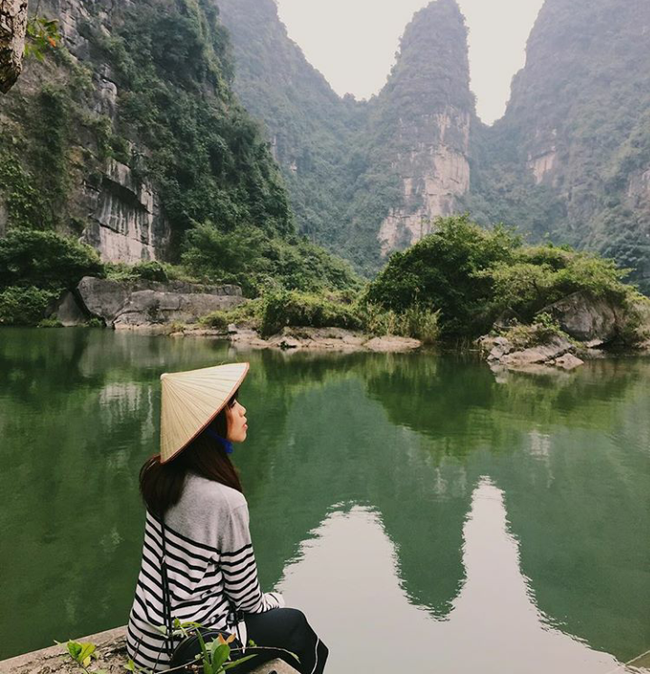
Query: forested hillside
0 0 358 296
218 0 364 249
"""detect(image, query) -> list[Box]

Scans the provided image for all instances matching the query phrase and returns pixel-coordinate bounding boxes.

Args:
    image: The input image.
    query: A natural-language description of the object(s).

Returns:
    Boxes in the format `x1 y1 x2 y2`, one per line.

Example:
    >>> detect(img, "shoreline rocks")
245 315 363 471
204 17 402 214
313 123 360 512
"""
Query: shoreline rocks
478 334 587 372
173 324 423 353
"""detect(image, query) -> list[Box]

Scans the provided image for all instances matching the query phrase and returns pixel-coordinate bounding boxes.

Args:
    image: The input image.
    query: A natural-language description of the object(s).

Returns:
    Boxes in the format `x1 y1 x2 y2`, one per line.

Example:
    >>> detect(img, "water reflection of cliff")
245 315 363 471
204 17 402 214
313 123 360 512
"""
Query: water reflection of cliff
361 354 650 662
278 481 635 674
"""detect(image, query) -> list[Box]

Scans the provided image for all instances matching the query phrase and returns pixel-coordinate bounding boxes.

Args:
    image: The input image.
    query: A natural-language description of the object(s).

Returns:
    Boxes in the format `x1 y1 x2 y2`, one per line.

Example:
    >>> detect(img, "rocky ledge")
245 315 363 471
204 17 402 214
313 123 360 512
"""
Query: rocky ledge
0 626 297 674
172 325 423 354
56 277 246 328
478 334 588 372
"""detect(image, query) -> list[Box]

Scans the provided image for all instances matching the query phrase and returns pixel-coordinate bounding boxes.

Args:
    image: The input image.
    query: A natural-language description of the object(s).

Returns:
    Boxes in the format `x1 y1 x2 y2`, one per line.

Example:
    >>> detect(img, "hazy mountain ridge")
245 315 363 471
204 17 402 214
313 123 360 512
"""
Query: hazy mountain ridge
218 0 365 248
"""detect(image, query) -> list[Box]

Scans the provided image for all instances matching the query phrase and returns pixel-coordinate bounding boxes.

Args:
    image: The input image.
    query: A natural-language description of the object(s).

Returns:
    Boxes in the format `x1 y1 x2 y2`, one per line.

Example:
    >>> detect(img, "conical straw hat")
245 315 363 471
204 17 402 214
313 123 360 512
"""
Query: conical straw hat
160 362 249 463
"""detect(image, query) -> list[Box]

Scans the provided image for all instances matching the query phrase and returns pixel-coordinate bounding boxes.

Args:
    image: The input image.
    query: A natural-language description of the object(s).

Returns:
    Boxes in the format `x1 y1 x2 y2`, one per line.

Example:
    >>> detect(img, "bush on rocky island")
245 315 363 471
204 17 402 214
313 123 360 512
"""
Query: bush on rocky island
198 291 440 343
366 214 645 341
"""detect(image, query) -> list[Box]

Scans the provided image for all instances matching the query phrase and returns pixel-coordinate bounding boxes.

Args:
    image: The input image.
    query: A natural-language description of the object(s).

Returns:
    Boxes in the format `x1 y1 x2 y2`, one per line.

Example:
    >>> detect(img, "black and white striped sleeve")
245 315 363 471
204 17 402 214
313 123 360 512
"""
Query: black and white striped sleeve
218 501 285 614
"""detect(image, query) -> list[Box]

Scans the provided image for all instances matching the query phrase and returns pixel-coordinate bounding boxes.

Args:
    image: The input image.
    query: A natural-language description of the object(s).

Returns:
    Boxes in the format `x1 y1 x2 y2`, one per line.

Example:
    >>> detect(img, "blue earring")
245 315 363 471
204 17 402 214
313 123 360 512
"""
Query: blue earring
205 427 234 454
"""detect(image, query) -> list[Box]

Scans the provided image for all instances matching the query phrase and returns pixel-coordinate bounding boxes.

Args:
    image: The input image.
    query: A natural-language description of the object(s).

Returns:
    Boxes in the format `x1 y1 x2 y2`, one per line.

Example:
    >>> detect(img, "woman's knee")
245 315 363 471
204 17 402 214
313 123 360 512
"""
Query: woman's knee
278 608 312 642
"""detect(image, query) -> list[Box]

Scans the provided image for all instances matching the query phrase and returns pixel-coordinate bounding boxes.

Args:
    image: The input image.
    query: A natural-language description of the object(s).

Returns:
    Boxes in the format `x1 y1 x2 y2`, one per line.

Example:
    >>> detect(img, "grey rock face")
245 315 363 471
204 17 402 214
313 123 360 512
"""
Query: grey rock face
55 291 90 326
114 290 244 328
82 159 169 264
542 291 620 342
76 276 245 327
500 335 573 369
77 277 132 324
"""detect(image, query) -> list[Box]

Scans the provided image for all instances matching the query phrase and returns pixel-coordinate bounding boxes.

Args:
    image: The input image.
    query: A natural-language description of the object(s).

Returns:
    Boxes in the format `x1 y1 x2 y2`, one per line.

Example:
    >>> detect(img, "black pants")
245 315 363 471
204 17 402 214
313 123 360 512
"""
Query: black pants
231 608 328 674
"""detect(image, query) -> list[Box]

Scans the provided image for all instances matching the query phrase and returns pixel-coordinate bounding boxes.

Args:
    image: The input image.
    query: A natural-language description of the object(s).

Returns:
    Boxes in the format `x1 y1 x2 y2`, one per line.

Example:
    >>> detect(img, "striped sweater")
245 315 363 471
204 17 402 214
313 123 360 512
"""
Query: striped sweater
126 473 284 671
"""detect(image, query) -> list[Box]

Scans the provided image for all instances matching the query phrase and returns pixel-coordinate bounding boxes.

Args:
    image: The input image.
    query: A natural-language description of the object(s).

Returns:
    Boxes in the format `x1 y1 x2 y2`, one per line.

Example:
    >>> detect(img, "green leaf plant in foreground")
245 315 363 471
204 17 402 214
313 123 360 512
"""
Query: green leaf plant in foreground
61 620 269 674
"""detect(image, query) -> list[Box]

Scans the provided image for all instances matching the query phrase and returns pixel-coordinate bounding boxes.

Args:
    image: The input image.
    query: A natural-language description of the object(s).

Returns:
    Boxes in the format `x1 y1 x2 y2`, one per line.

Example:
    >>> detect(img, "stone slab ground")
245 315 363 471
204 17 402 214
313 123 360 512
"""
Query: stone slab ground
0 627 297 674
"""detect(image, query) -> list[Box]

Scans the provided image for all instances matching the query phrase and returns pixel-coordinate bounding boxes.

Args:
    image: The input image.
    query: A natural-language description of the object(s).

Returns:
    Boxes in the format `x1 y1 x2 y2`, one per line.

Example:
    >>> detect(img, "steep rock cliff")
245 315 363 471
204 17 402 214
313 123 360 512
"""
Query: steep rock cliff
363 0 474 259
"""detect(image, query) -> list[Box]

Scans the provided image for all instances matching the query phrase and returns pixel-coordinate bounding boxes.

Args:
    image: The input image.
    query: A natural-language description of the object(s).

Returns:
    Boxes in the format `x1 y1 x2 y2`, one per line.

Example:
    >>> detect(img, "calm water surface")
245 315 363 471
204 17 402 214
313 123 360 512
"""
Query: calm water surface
1 328 649 673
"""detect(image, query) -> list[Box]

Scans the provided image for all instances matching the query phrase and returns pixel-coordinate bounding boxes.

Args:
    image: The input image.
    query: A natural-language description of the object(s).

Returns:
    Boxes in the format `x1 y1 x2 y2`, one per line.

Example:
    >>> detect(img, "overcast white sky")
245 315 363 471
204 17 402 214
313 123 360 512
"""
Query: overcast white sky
276 0 545 125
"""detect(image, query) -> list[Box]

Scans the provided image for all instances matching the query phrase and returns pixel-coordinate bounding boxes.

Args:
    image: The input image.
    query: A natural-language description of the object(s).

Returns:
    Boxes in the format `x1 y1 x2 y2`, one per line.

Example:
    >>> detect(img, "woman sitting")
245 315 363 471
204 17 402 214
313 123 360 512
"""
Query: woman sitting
126 362 328 673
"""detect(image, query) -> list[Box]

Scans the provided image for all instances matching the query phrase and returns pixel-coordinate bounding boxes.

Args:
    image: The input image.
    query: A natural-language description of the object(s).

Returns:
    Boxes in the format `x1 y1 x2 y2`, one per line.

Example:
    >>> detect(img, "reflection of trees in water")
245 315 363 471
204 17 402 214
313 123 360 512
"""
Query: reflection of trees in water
0 333 372 657
363 354 650 662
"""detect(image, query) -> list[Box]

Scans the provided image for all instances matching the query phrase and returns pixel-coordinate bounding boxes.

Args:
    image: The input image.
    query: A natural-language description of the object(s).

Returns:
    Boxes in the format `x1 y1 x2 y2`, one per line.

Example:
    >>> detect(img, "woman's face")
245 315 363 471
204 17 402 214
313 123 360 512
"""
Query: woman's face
225 399 248 443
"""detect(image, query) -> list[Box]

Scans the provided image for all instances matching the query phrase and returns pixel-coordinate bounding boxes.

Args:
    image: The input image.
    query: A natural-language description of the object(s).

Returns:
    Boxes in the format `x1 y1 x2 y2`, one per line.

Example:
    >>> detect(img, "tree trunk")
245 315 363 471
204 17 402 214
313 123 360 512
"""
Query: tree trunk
0 0 28 94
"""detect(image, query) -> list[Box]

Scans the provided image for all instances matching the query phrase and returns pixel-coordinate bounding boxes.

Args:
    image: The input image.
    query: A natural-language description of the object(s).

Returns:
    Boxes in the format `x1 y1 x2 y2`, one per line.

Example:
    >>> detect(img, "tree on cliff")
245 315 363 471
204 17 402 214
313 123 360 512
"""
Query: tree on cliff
1 0 58 93
0 0 28 93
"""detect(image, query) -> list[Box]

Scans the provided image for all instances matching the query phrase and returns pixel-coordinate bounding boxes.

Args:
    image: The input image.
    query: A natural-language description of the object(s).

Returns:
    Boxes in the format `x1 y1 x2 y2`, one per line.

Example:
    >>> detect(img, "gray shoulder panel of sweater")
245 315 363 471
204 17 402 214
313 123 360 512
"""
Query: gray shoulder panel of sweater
164 473 249 553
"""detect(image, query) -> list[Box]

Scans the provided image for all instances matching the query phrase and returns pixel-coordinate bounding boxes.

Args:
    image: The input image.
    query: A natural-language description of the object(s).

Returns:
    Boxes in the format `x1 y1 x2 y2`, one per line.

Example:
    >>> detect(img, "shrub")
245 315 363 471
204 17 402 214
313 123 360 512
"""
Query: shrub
259 289 362 338
199 311 229 332
0 286 60 326
0 229 103 290
365 215 520 337
38 317 63 328
131 260 169 282
399 304 441 344
357 302 440 343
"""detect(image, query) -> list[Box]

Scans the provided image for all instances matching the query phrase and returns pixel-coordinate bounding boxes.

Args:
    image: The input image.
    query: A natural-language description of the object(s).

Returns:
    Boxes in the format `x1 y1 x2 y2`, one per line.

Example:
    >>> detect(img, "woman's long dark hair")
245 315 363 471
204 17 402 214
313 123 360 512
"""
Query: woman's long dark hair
140 392 242 517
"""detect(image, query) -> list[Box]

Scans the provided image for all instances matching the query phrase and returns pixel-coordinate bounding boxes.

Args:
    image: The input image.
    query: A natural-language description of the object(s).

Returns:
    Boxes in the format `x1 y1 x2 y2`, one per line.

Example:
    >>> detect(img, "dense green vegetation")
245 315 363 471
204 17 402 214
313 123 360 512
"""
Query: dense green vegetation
0 229 103 326
180 222 360 296
199 289 441 343
0 225 361 326
0 229 102 289
366 215 647 340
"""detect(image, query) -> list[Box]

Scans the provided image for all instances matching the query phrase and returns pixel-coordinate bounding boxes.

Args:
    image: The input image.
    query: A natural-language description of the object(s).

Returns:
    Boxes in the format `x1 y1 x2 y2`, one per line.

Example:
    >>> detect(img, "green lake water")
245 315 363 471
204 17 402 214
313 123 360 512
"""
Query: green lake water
1 328 649 673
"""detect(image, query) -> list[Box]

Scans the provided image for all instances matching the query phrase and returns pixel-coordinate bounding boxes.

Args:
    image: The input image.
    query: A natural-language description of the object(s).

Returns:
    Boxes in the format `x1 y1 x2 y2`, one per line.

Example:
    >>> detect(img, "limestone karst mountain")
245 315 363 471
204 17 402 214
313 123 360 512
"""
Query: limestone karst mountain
219 0 475 274
0 0 359 295
220 0 650 288
350 0 474 267
2 0 648 289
